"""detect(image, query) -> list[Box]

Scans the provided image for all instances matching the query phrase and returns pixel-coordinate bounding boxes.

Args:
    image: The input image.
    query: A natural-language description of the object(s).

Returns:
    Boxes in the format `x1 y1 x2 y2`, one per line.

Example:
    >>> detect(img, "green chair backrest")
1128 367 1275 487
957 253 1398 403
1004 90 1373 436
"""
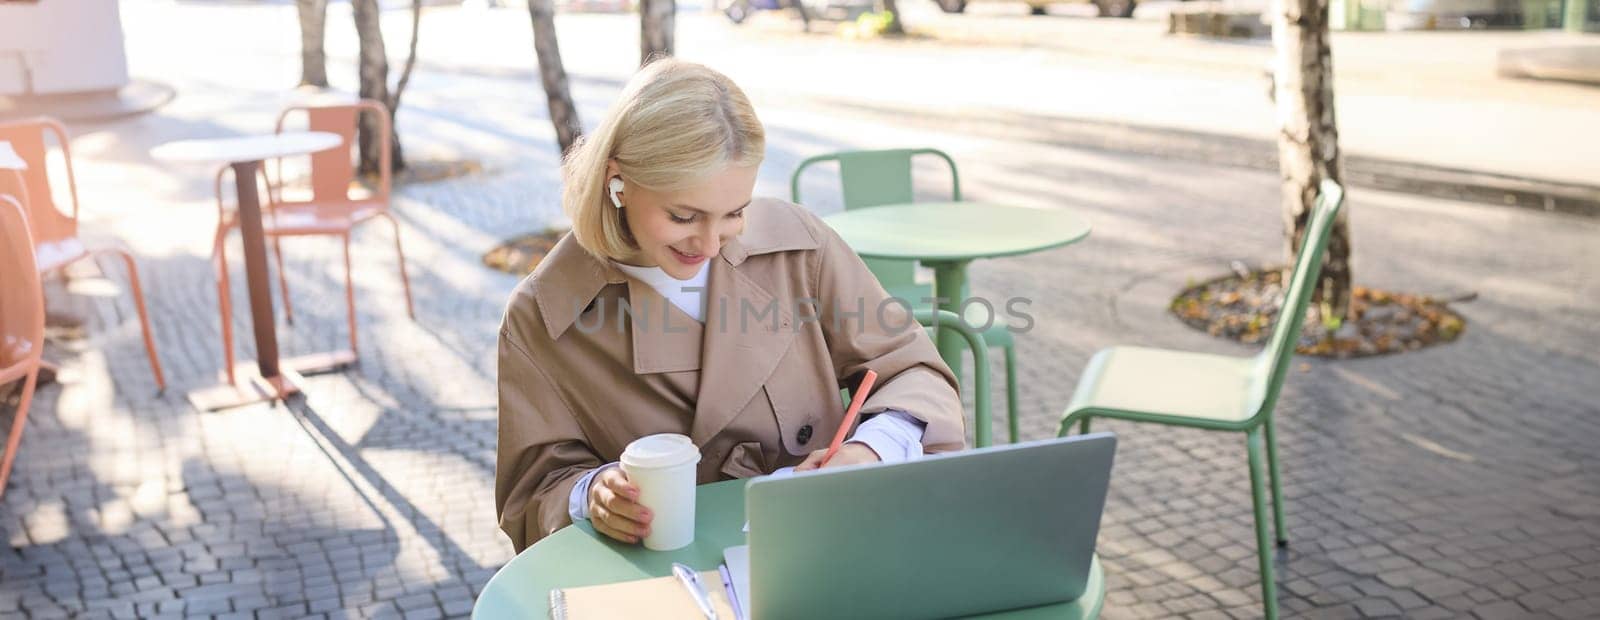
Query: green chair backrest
791 149 961 292
1249 180 1346 425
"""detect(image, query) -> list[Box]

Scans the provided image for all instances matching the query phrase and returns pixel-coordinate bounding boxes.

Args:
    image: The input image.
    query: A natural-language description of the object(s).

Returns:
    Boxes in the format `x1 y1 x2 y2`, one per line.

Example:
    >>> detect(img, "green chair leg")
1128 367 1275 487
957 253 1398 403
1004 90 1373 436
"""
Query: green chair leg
1004 343 1019 444
1246 428 1280 620
1264 417 1288 547
1079 417 1091 435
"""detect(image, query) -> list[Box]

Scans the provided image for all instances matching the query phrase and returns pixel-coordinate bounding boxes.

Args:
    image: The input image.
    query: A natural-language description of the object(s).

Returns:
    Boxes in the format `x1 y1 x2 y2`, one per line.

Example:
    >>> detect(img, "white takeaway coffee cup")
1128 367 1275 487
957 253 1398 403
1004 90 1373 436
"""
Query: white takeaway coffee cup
620 433 702 551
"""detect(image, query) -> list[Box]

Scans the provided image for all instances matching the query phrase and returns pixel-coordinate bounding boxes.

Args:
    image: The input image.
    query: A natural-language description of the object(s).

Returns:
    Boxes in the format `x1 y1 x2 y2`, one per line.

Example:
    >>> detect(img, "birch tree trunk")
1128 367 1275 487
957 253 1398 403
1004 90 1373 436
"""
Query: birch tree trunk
881 0 905 34
390 0 423 114
1271 0 1352 323
352 0 405 173
641 0 675 65
296 0 330 87
528 0 584 155
787 0 812 31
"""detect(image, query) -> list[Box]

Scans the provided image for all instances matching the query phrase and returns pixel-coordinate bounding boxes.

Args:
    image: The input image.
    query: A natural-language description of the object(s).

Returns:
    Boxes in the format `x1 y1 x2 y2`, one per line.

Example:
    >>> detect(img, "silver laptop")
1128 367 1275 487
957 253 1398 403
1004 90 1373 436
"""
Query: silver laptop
745 432 1117 619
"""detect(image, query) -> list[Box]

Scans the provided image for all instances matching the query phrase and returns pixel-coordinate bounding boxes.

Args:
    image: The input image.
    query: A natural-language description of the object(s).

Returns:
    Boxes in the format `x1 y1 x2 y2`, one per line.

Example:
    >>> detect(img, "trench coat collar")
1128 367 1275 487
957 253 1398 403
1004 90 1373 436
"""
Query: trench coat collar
531 233 626 342
624 277 704 374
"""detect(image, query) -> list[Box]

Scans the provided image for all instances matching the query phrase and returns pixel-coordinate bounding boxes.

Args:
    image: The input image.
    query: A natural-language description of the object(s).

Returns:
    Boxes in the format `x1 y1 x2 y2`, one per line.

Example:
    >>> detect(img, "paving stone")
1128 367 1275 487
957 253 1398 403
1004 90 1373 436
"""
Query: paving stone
1388 590 1430 610
184 597 231 615
309 596 343 614
1474 600 1532 620
257 603 309 620
1549 598 1600 619
402 607 443 620
1353 597 1402 617
1405 608 1458 620
440 596 474 617
359 601 402 618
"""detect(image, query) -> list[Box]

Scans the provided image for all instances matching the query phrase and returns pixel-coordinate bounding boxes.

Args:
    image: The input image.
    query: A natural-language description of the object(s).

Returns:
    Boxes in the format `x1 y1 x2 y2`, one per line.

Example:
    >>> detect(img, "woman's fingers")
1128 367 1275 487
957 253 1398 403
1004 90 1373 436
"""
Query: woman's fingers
588 468 652 544
590 510 640 544
591 492 650 538
599 483 653 524
596 470 653 524
794 449 828 471
592 486 650 530
829 443 882 467
597 468 641 502
795 444 881 471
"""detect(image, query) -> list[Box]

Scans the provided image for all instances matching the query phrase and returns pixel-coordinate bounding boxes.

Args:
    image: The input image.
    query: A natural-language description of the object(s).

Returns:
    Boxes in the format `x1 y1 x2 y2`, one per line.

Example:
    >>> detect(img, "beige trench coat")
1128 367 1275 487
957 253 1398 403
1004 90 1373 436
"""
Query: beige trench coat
495 197 964 551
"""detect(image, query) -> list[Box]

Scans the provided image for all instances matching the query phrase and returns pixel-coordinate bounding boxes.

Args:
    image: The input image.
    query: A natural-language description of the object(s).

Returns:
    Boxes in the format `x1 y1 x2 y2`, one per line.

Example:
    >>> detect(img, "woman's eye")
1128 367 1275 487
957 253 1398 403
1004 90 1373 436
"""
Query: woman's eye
727 209 746 219
669 213 696 224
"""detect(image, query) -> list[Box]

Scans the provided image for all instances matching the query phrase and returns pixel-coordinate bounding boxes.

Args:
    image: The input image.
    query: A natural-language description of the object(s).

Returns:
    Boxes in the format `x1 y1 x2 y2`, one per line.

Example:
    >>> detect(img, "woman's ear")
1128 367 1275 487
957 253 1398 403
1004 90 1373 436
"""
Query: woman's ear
608 177 625 209
605 160 624 209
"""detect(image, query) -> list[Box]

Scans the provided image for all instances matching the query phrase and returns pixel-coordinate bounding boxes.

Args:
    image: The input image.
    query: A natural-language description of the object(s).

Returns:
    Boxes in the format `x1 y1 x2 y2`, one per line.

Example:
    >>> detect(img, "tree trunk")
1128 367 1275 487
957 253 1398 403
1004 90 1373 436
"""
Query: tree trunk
296 0 330 88
641 0 675 66
352 0 405 173
389 0 423 113
881 0 905 34
1271 0 1351 323
786 0 812 31
528 0 584 155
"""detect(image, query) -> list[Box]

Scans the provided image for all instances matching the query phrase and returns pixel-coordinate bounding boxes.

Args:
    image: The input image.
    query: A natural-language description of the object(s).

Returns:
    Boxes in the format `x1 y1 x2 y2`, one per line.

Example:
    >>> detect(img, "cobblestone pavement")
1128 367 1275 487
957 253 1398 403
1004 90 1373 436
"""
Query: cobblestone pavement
2 3 1599 619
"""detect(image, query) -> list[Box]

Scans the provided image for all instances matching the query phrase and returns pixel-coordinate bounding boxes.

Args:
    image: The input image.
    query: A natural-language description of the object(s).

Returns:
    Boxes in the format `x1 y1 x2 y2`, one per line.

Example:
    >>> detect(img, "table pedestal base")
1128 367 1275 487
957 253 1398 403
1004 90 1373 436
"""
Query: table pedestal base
927 260 973 378
186 350 355 411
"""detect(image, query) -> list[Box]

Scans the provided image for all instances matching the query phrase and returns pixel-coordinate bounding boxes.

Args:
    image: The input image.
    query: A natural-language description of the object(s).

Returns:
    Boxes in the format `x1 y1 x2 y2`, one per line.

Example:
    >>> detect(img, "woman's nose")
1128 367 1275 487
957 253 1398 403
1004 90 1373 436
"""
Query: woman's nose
696 225 721 255
714 219 743 251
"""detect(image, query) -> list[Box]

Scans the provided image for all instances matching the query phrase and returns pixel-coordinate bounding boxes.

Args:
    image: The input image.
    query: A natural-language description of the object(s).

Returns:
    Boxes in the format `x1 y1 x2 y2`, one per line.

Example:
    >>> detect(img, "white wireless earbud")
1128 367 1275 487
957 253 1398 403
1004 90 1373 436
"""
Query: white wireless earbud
608 177 625 209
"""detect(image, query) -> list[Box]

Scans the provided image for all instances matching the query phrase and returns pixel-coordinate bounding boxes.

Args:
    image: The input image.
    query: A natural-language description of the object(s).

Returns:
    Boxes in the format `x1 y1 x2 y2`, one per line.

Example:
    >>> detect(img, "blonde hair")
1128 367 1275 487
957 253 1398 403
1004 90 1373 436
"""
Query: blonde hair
562 58 766 261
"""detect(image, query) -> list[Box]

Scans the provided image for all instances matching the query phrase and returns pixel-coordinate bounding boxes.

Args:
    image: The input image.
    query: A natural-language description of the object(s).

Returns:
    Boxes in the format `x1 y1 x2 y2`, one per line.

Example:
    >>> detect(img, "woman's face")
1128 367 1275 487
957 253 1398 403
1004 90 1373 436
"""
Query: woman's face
611 163 758 280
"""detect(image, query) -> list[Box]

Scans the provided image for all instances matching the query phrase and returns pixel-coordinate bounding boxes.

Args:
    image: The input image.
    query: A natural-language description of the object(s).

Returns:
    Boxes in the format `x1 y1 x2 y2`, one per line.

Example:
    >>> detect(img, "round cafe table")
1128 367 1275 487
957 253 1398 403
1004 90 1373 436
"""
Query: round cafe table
473 479 1105 619
151 131 346 410
822 202 1091 380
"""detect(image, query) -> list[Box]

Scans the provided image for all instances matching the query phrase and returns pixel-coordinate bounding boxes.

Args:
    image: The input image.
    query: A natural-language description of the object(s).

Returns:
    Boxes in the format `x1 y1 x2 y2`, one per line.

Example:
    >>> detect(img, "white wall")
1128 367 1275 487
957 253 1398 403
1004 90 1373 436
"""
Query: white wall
0 0 130 96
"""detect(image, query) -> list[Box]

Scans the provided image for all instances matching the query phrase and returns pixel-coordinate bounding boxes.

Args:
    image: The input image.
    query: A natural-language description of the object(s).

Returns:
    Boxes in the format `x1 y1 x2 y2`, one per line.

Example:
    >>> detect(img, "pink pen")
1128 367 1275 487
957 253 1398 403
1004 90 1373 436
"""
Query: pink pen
819 369 879 467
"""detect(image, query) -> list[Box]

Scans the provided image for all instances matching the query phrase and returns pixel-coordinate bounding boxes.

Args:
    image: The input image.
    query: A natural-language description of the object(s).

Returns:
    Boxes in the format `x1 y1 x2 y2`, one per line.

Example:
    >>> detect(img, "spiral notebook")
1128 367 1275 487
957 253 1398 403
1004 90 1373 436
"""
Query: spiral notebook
548 568 739 620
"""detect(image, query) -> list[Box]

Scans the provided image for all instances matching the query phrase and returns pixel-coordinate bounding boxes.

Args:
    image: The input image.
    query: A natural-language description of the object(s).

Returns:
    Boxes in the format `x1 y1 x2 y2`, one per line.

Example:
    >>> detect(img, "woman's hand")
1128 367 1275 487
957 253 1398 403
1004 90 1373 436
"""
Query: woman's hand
588 467 653 544
795 442 881 472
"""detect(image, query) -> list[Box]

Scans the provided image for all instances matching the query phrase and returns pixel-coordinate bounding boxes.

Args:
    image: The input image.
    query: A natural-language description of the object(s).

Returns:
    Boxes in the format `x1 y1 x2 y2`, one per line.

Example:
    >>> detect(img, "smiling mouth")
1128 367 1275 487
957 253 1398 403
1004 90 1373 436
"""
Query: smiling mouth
670 247 707 264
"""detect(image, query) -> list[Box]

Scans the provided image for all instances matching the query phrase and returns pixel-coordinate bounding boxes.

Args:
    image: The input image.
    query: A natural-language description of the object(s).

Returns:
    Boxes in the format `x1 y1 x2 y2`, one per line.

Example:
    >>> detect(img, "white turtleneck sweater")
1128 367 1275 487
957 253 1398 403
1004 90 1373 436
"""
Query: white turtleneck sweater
614 260 711 322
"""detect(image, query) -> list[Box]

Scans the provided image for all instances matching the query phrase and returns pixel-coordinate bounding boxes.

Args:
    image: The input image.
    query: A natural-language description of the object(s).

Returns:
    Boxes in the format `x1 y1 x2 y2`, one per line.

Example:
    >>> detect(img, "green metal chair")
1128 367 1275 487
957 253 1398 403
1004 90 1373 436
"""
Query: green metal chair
794 148 1023 444
1058 180 1345 620
916 309 993 448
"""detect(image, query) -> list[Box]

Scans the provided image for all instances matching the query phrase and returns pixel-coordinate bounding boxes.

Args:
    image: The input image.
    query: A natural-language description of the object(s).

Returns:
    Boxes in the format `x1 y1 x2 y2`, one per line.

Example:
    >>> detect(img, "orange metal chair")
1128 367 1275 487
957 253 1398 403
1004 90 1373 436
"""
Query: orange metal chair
0 192 46 500
0 118 165 392
210 99 415 382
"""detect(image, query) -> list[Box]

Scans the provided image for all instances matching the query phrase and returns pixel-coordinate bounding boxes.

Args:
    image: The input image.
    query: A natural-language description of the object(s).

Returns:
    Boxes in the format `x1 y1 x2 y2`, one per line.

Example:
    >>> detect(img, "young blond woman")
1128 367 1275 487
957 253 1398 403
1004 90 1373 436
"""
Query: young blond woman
495 58 964 550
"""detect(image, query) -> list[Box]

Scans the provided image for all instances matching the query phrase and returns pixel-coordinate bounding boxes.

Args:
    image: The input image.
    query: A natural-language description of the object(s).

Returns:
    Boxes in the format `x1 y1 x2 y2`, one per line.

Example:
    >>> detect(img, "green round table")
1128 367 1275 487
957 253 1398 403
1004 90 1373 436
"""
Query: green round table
473 479 1105 619
822 202 1092 380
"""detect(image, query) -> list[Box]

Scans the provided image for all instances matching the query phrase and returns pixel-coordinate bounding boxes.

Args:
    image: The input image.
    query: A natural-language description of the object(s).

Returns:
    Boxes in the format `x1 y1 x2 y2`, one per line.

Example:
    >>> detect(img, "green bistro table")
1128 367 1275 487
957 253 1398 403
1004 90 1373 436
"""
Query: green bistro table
822 202 1092 380
473 479 1105 619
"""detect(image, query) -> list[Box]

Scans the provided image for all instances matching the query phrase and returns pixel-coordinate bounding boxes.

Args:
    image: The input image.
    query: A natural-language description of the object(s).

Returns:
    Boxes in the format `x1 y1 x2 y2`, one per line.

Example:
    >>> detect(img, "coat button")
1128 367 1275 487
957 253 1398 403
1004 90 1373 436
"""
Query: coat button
796 425 814 445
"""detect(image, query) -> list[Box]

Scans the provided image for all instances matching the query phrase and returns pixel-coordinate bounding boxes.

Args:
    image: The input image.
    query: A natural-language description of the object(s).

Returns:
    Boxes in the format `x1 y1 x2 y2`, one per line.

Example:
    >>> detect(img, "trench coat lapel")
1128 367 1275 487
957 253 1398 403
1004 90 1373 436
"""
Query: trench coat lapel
626 277 704 374
690 251 796 445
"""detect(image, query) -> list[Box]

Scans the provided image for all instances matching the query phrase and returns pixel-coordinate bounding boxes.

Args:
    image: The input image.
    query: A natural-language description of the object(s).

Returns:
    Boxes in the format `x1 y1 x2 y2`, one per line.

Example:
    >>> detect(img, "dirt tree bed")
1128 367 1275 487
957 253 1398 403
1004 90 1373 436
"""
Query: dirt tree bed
483 229 565 276
1171 268 1466 358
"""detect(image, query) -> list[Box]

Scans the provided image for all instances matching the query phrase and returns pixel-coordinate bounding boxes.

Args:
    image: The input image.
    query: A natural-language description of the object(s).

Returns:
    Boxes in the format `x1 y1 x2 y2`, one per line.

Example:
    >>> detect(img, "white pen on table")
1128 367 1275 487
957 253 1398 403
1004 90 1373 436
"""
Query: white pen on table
671 562 719 620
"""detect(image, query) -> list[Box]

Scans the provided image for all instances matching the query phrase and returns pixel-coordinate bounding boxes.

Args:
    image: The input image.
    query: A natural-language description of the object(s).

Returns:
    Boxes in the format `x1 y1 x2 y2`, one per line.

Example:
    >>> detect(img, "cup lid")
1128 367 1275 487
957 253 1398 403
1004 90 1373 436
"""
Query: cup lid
621 433 702 469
